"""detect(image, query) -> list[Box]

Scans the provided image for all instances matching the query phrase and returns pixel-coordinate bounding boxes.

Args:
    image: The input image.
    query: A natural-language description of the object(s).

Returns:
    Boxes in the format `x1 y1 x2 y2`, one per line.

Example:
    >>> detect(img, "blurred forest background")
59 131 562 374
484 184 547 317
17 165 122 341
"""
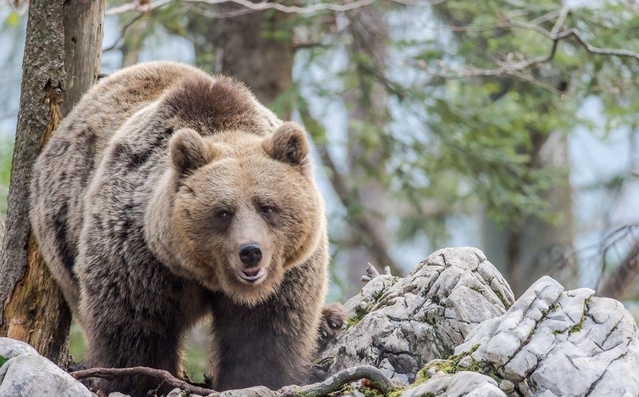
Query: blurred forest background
1 0 639 374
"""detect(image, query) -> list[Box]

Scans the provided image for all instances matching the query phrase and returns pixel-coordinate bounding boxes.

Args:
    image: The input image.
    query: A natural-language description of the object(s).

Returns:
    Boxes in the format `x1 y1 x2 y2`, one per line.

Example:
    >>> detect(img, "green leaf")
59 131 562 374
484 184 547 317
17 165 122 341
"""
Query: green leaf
5 12 20 28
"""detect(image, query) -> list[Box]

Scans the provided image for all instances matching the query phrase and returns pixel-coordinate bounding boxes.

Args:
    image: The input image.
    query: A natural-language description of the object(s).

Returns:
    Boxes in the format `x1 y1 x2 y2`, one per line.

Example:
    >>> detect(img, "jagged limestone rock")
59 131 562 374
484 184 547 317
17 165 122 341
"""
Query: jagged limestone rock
453 276 639 396
317 247 515 384
0 337 92 397
398 371 506 397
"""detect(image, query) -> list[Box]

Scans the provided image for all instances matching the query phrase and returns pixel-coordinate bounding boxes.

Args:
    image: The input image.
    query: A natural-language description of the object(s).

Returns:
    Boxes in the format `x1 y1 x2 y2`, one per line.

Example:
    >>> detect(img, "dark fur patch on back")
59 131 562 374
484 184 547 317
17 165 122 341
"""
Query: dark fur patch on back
110 129 171 172
161 76 258 134
76 131 97 186
51 201 75 275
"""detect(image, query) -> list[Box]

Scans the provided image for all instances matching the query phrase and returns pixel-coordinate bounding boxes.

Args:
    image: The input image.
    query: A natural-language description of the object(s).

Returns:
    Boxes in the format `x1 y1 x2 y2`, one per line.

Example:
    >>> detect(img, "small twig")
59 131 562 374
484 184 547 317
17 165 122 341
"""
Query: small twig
281 365 396 397
559 28 639 61
70 366 218 396
102 12 146 52
181 3 256 19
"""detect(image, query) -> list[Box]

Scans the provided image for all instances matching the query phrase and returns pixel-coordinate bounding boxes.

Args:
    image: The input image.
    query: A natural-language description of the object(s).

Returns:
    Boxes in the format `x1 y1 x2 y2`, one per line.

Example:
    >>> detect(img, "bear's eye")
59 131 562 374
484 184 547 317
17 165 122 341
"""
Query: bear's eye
259 205 277 215
216 209 233 220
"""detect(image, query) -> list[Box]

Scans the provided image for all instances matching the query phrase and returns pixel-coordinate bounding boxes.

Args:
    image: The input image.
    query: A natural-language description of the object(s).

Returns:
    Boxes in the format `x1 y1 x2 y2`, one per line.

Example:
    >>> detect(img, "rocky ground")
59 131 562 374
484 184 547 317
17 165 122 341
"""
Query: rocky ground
1 247 638 397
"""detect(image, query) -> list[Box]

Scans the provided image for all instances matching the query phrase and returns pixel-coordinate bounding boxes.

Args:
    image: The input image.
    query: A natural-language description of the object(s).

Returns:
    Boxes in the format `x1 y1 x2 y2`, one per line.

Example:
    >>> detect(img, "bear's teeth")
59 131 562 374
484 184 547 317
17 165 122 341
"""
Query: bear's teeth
238 268 265 282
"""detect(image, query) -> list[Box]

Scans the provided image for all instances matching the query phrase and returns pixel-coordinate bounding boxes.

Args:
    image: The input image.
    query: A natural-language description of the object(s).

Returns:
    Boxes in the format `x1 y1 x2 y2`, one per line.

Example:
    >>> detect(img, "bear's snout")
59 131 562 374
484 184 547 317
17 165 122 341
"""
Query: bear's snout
238 243 263 268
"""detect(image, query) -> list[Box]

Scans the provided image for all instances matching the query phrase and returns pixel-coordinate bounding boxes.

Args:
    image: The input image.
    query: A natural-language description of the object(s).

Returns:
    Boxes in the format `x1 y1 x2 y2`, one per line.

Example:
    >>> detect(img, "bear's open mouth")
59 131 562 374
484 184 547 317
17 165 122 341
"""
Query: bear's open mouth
237 268 266 283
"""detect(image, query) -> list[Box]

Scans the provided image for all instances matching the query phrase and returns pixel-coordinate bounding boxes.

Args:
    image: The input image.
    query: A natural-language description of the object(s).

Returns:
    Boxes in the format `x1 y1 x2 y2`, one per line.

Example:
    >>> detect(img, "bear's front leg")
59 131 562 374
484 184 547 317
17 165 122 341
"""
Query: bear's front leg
208 261 325 390
78 255 204 397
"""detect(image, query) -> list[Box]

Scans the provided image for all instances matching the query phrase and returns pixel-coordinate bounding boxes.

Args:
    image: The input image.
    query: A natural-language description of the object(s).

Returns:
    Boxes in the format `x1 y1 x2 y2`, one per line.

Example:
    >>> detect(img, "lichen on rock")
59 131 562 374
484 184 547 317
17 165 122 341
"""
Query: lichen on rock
454 276 639 396
317 247 514 384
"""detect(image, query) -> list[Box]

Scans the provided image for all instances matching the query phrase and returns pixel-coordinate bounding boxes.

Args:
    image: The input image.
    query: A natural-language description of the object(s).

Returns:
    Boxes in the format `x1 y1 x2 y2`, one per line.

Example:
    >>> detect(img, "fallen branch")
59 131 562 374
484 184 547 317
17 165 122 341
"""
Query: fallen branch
70 366 218 396
71 364 396 397
281 365 396 397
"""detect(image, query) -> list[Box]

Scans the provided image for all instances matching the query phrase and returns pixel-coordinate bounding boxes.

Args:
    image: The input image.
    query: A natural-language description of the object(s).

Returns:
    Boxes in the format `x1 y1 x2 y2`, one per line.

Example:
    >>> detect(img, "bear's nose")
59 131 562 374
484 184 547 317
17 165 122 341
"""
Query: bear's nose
239 243 262 268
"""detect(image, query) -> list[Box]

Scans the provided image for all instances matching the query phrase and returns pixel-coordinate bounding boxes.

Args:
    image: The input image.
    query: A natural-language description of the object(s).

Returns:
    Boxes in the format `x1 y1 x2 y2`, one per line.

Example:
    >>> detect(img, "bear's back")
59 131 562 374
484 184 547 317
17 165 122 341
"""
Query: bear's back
29 61 213 311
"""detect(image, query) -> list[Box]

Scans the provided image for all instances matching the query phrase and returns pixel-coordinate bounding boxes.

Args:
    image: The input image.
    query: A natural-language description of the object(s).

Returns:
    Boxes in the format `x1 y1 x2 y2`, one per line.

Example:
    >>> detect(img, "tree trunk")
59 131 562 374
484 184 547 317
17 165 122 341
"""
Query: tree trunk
598 238 639 299
208 5 295 109
120 16 147 68
343 5 396 294
0 0 104 366
481 132 575 297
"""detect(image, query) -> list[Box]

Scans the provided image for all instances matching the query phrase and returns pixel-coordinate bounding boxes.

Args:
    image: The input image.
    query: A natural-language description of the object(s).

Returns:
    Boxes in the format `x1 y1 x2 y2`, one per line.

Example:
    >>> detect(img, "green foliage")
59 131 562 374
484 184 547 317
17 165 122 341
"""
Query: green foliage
69 321 86 362
183 340 207 384
5 12 20 28
0 355 8 367
294 0 639 248
346 303 371 329
0 136 13 216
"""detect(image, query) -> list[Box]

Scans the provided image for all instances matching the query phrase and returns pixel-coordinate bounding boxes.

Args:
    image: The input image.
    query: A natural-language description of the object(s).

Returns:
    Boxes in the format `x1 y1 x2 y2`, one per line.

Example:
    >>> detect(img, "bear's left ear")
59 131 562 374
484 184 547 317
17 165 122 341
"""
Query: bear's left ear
169 128 215 175
263 122 310 167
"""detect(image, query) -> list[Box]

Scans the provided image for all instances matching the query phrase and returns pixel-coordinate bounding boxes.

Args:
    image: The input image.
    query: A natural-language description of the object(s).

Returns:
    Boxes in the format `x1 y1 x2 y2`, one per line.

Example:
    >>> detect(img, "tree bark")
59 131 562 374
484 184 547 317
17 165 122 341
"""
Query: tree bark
343 5 398 293
120 16 147 68
0 0 104 366
207 4 295 109
598 238 639 299
481 132 575 297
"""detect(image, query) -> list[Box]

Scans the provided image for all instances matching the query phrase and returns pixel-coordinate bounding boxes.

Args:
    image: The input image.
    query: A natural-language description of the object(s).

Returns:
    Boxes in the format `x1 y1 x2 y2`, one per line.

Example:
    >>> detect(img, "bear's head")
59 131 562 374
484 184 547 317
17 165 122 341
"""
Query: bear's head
159 122 325 306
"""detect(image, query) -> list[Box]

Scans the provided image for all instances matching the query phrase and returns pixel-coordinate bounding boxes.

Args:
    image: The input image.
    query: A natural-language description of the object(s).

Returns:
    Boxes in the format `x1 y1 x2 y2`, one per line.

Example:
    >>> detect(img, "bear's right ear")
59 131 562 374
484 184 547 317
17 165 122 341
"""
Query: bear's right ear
169 128 214 175
263 122 310 167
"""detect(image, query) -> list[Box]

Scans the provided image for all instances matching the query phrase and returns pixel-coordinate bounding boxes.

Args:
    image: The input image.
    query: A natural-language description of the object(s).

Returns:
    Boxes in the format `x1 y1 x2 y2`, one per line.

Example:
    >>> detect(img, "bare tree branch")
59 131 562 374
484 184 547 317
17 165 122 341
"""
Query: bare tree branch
106 0 171 15
102 12 145 52
314 139 403 276
557 28 639 60
106 0 445 16
180 3 256 18
71 364 396 397
71 366 218 396
298 105 403 276
282 365 395 396
507 12 639 61
420 8 639 86
598 228 639 299
107 0 379 16
188 0 379 14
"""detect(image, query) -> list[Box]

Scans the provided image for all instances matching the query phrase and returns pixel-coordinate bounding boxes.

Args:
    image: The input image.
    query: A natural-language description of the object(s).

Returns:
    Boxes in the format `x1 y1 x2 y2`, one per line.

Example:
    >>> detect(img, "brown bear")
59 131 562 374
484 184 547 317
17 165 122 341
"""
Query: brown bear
29 61 342 396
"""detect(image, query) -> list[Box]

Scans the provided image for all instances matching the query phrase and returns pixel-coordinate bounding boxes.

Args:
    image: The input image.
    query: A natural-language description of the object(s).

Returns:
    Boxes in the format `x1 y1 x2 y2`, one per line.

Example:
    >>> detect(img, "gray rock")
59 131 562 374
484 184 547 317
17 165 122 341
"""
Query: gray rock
218 385 273 397
399 371 505 397
166 388 189 397
0 337 92 397
318 247 514 384
455 276 639 396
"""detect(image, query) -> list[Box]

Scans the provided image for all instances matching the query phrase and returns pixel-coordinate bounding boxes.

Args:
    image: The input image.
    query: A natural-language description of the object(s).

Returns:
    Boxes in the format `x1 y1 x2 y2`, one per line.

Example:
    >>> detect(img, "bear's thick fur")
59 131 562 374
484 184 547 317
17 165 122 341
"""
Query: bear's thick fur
29 61 333 396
